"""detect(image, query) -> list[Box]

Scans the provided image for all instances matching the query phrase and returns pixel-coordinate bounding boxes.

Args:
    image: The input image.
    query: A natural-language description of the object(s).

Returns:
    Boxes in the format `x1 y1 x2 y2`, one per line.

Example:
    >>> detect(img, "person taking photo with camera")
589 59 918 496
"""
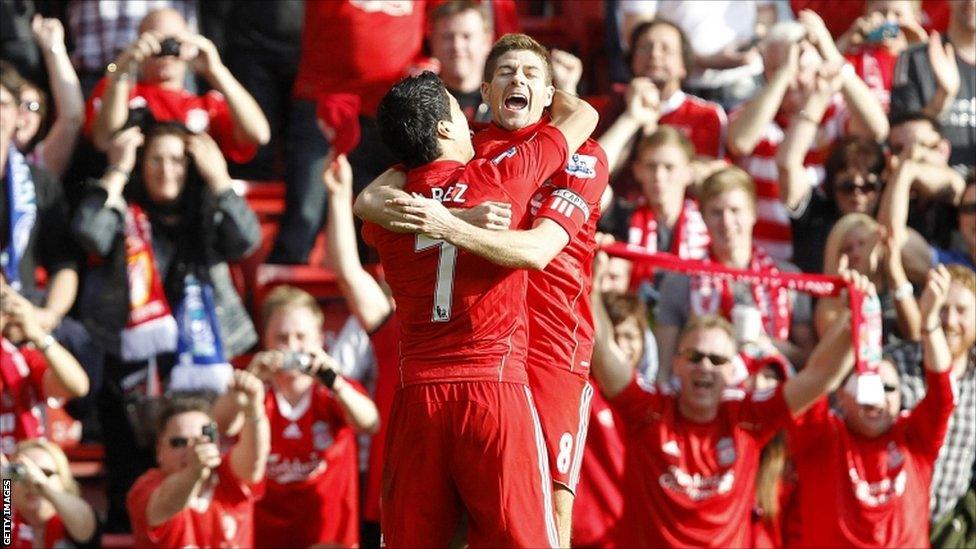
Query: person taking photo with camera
2 438 98 548
126 374 269 548
86 7 269 165
214 285 379 548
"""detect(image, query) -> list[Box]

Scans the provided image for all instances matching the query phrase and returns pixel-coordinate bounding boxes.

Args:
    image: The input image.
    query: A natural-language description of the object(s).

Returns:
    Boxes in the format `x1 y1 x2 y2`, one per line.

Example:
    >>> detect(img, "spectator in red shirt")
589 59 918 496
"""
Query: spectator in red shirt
215 284 379 548
785 265 958 547
837 0 929 112
599 19 728 192
3 439 97 549
0 281 90 455
429 1 494 123
87 8 269 164
588 264 870 548
127 376 269 549
728 12 888 261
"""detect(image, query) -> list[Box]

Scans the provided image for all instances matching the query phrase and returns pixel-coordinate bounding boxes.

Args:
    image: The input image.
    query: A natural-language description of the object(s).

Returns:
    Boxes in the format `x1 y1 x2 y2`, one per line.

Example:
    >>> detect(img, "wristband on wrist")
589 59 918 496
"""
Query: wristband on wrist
36 334 56 353
892 282 914 302
320 368 338 390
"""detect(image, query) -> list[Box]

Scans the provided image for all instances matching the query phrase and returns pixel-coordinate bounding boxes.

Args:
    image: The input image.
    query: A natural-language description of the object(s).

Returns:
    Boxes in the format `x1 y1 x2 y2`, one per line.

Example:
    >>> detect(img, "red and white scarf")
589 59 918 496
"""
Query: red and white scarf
628 198 710 259
689 246 792 340
604 243 885 405
0 338 43 454
120 204 178 362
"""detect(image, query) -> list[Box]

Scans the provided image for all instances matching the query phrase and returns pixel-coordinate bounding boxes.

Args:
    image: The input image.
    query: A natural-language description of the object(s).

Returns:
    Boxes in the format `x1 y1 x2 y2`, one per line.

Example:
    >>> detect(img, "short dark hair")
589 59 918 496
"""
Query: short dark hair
604 291 649 334
824 136 885 198
0 60 25 100
888 110 943 135
377 71 452 169
626 19 693 78
155 394 213 440
483 33 553 85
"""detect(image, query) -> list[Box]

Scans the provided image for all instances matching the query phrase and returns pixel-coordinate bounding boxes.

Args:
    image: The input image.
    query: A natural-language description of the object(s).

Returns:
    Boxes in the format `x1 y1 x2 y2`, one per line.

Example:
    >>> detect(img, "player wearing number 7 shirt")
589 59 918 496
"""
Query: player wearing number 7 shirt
358 35 609 547
355 71 597 547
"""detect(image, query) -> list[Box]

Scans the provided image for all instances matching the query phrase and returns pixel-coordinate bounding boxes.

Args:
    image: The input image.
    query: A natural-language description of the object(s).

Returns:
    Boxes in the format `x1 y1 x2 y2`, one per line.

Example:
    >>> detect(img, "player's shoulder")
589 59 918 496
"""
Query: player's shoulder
682 92 726 118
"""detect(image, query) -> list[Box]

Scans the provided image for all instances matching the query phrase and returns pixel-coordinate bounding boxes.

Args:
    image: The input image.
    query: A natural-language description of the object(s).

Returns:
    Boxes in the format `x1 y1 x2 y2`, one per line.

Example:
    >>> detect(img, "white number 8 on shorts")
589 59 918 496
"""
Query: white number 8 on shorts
556 432 573 474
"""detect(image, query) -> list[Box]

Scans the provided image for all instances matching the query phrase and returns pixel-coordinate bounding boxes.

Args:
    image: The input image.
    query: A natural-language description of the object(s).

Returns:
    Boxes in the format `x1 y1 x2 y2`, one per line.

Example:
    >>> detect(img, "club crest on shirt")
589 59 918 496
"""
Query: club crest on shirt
716 437 736 466
565 154 597 179
886 441 904 469
662 439 681 458
312 420 333 450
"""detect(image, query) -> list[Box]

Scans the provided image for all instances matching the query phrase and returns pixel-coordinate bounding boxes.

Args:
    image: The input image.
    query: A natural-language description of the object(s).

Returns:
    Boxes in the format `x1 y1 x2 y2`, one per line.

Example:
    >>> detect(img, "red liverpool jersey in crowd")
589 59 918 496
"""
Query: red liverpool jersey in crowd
786 370 956 548
474 120 609 376
362 125 569 386
845 45 898 112
363 312 400 523
127 460 260 548
255 382 365 548
9 514 77 549
294 0 426 115
84 80 258 163
729 100 846 260
608 379 793 548
0 338 47 455
572 386 626 548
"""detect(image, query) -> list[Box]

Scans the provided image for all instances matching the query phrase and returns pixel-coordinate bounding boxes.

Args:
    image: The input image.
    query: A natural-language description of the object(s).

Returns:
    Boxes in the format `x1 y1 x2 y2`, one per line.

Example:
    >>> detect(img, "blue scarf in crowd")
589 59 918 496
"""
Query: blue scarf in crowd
1 145 36 292
169 275 232 394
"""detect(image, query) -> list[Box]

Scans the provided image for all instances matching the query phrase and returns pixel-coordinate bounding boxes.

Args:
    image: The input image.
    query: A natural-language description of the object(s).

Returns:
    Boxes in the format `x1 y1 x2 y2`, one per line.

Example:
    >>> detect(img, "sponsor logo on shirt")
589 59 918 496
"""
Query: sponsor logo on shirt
659 466 735 501
267 452 328 484
848 466 907 506
565 154 597 179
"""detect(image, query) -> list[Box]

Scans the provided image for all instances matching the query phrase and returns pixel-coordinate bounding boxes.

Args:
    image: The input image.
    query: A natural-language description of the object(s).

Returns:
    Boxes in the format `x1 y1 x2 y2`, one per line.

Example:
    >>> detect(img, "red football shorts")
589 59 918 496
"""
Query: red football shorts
381 381 558 548
527 365 594 492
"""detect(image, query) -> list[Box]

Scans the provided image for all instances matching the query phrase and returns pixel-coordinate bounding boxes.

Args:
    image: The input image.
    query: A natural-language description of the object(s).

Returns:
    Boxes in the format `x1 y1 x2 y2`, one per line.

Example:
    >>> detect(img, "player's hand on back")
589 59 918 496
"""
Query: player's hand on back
386 195 462 240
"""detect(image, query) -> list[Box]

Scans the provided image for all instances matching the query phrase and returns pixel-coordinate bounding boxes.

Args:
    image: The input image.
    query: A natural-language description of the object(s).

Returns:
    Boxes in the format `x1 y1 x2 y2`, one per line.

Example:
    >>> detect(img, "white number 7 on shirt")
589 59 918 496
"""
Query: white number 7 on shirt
415 235 458 322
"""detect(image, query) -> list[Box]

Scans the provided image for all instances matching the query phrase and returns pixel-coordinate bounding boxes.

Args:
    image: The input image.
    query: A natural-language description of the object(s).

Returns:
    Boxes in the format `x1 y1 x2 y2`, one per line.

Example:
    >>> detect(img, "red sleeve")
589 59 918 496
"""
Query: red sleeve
490 124 570 206
535 141 609 238
362 221 379 247
901 369 956 461
83 77 110 138
21 348 48 396
786 396 831 457
215 457 257 502
126 469 187 546
607 376 665 429
202 91 259 164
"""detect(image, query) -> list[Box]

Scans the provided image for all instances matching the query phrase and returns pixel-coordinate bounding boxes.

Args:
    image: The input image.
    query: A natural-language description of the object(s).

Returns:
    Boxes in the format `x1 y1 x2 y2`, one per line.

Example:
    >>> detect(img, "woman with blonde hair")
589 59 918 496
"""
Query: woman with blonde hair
815 212 921 342
3 438 97 547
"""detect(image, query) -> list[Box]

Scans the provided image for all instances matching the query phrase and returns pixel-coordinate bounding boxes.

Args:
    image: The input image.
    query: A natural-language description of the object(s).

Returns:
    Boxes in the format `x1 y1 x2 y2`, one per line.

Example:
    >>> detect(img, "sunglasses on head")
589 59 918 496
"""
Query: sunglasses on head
20 100 40 113
836 180 882 196
680 349 731 365
959 202 976 215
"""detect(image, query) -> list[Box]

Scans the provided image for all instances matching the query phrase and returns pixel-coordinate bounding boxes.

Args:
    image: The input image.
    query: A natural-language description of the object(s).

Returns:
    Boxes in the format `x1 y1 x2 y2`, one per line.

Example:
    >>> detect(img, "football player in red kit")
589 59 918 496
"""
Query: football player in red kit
354 71 597 547
357 34 608 546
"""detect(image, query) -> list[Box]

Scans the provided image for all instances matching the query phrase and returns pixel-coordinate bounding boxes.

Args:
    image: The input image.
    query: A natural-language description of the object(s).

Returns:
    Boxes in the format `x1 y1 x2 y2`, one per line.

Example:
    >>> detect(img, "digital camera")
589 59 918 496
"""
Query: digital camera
158 37 181 57
866 22 899 43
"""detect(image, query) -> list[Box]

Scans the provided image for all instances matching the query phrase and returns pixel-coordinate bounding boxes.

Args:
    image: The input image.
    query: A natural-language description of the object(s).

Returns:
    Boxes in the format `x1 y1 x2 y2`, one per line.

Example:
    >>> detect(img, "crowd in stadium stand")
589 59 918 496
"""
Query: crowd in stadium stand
0 0 973 548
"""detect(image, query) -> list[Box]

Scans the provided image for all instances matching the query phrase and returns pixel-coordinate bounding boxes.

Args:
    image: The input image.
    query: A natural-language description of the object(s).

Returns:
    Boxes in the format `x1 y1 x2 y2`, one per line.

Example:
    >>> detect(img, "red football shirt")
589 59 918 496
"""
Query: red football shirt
9 514 74 549
85 79 258 163
364 312 400 522
128 461 259 548
571 386 626 548
845 45 898 113
255 383 363 548
608 378 792 548
0 338 47 455
362 125 569 386
786 370 955 548
294 0 426 115
473 120 609 375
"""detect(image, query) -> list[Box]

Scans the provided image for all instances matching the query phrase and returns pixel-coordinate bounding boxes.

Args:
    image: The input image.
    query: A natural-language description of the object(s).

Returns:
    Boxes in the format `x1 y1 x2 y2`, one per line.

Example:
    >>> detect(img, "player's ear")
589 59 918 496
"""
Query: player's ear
436 119 452 140
480 81 491 105
543 84 555 108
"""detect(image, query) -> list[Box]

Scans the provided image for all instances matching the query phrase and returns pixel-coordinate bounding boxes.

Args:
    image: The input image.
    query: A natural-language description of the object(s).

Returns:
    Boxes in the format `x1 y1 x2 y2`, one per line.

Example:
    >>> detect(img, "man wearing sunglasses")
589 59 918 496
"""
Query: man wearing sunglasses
589 264 870 548
786 265 958 547
127 370 269 548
